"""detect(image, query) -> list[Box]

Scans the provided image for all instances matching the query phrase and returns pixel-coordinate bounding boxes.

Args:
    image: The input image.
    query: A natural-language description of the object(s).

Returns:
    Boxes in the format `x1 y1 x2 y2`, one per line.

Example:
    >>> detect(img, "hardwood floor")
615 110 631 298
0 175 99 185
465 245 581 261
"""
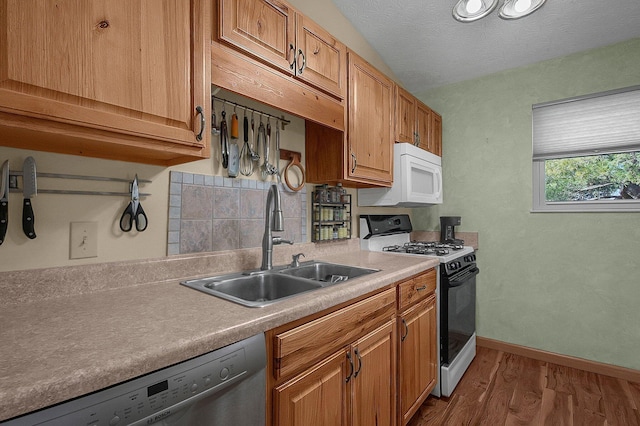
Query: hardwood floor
408 346 640 426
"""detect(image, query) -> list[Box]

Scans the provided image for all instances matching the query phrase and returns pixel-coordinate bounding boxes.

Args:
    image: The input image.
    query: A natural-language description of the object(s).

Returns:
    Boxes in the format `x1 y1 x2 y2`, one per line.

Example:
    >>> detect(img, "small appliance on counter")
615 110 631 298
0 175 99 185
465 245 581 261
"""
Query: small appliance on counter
440 216 463 245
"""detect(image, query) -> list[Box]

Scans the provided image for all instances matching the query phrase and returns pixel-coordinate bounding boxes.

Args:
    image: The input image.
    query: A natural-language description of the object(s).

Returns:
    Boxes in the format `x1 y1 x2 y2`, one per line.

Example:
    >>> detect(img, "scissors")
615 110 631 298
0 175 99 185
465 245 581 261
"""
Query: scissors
120 175 148 232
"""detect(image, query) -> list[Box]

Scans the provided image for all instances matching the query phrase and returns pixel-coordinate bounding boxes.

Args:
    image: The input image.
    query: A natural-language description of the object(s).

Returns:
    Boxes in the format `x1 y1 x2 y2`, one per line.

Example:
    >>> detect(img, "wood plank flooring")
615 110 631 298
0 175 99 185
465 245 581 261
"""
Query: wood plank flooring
408 346 640 426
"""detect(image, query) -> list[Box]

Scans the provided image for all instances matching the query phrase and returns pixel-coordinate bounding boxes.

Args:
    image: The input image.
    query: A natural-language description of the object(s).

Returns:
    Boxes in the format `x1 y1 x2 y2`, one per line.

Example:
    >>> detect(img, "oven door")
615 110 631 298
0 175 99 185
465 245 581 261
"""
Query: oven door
440 265 479 365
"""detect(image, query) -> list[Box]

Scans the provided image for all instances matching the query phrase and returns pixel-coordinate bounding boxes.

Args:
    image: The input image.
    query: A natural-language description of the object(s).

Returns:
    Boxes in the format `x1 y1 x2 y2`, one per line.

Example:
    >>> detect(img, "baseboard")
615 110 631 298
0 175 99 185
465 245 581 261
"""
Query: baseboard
476 336 640 383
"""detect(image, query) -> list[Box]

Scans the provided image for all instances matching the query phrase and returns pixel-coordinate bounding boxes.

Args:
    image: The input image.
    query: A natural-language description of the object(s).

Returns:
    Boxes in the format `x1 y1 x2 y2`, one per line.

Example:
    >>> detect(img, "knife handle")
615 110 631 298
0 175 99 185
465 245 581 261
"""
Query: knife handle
22 198 36 239
0 200 7 245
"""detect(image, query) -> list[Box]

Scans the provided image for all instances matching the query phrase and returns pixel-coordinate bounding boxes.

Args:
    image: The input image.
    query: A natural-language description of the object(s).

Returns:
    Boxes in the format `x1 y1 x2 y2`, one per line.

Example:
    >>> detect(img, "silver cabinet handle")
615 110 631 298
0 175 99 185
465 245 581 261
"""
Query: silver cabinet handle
416 285 427 291
401 318 409 342
288 44 296 71
351 152 357 174
346 351 354 383
353 348 362 378
195 106 205 141
297 49 306 74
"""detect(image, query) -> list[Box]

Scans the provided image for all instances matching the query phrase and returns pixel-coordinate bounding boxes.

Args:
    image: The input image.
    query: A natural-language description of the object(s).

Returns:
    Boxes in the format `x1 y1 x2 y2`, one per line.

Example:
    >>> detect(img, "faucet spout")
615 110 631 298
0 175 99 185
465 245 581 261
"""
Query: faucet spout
261 184 288 270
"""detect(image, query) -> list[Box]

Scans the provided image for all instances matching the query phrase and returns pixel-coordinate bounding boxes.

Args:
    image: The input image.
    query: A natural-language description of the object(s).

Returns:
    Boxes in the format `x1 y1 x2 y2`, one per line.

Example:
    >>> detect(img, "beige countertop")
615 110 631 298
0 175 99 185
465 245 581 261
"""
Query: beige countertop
0 246 438 422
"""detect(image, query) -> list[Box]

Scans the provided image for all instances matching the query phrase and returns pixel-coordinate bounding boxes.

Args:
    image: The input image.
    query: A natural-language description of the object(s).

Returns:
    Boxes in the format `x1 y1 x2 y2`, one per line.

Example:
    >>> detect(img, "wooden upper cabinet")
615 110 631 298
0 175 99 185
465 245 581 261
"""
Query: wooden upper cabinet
429 111 443 157
305 50 393 187
393 84 442 157
395 86 417 144
347 50 393 186
294 14 346 99
219 0 295 73
415 102 432 152
0 0 211 165
218 0 345 99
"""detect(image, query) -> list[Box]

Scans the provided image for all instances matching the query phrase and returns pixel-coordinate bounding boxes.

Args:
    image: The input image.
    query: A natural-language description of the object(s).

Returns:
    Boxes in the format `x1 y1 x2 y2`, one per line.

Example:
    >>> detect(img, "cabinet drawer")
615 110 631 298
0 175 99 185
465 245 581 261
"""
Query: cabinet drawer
273 288 395 379
398 268 436 311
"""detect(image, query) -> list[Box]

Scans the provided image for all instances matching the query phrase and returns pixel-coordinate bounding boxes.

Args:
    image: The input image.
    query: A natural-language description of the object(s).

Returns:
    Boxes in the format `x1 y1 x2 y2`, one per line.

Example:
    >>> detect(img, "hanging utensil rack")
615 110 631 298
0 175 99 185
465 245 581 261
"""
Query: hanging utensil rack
8 171 151 197
212 96 291 130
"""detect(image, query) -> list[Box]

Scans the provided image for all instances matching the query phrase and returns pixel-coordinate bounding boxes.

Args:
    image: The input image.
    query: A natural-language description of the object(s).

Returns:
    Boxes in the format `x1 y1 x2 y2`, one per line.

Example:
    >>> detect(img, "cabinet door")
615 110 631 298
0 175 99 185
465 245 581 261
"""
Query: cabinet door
274 349 349 426
351 320 396 426
395 85 417 144
219 0 295 74
0 0 208 159
347 51 394 186
429 111 443 157
295 14 346 99
398 295 437 425
415 102 432 152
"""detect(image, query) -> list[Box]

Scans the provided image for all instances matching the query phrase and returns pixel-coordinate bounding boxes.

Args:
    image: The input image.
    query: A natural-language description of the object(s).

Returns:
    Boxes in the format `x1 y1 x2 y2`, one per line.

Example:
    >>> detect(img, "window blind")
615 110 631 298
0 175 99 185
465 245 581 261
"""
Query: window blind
532 86 640 160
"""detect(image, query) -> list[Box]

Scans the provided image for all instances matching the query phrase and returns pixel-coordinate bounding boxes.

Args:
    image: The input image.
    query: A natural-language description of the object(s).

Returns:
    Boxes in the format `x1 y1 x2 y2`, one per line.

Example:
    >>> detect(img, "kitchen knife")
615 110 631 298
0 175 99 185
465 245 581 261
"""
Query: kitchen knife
22 156 37 239
0 160 8 245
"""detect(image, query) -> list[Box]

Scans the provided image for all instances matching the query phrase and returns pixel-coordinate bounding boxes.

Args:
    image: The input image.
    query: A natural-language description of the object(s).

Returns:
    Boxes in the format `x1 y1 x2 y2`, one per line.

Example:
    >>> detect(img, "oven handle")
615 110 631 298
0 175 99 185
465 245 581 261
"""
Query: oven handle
448 266 479 287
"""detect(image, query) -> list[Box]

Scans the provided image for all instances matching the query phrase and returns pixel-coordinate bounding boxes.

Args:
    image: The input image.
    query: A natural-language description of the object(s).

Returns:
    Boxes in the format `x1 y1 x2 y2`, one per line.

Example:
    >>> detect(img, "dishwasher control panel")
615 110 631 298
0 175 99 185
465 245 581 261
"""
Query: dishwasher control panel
3 334 266 426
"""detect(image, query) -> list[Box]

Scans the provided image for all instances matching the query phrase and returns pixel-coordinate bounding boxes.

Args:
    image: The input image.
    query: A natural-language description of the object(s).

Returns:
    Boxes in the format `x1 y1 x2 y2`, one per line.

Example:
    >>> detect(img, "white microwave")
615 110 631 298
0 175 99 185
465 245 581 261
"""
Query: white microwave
358 143 443 207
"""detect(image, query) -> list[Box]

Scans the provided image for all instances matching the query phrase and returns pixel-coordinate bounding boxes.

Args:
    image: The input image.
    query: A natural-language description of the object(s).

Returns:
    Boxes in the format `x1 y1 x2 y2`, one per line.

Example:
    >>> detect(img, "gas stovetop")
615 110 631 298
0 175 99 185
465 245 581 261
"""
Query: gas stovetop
359 214 474 263
382 241 465 256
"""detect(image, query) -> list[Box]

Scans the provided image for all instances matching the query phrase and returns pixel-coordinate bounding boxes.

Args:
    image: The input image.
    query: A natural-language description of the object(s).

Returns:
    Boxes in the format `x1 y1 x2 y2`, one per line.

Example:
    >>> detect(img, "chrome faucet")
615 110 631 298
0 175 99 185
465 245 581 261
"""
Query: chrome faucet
261 184 293 270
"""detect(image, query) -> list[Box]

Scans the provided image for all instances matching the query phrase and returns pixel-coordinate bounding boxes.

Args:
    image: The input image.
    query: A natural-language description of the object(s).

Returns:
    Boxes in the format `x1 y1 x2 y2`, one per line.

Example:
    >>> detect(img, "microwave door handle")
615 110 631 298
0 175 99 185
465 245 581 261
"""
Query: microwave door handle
434 167 443 199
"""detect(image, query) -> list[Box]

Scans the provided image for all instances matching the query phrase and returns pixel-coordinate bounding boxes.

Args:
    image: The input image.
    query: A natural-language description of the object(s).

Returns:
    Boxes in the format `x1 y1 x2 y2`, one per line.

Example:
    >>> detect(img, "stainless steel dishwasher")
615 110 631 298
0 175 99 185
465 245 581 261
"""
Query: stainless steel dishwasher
3 334 266 426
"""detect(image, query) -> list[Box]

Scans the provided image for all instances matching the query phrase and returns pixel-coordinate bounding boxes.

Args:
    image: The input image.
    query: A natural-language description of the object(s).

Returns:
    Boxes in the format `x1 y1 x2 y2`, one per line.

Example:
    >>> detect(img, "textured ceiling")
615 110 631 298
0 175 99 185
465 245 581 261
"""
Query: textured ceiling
330 0 640 93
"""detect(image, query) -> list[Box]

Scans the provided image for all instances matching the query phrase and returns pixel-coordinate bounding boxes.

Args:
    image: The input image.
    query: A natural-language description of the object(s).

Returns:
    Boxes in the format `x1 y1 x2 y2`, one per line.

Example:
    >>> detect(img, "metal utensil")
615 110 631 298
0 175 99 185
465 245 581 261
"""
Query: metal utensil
261 119 278 180
239 114 254 176
22 156 37 239
250 113 260 162
0 160 9 245
120 175 148 232
219 110 229 168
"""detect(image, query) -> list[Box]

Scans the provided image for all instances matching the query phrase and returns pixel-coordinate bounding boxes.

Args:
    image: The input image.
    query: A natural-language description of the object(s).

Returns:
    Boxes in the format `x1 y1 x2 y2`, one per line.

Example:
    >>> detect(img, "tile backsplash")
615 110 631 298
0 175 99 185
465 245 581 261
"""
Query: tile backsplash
168 172 307 255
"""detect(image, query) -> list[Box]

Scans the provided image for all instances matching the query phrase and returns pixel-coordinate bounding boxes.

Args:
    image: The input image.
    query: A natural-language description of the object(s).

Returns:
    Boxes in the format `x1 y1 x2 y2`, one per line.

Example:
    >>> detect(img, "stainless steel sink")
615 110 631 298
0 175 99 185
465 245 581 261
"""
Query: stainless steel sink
181 272 322 308
180 262 378 308
280 261 379 284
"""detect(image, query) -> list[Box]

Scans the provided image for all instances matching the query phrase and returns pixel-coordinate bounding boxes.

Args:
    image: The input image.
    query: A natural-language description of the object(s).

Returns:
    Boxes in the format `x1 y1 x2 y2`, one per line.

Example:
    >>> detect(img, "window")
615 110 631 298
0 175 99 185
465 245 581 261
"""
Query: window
532 86 640 212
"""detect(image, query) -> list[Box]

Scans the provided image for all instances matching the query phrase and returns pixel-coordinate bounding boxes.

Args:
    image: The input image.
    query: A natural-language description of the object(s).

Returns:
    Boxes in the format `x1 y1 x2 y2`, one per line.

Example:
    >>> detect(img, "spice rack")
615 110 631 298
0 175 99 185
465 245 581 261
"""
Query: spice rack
312 184 351 242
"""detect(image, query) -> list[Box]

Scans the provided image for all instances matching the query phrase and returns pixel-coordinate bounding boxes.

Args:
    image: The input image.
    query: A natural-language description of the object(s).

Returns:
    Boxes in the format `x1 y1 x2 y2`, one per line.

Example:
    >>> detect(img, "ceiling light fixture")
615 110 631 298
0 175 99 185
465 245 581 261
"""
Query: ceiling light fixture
452 0 547 22
452 0 499 23
499 0 546 20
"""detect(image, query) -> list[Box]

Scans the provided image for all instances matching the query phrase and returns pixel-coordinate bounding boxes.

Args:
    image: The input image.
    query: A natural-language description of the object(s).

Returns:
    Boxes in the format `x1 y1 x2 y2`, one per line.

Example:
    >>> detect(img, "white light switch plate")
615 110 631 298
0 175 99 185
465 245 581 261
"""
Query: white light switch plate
70 222 98 259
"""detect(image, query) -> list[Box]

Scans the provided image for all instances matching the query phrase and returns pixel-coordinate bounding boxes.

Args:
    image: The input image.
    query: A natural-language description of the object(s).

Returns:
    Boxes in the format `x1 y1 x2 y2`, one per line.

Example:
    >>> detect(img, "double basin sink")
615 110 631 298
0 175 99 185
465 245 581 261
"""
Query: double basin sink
181 261 379 308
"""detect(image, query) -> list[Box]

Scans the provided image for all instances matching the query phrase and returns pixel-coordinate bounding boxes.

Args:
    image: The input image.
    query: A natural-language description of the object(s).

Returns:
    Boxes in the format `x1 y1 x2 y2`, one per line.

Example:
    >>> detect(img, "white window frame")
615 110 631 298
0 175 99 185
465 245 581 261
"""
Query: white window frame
532 86 640 213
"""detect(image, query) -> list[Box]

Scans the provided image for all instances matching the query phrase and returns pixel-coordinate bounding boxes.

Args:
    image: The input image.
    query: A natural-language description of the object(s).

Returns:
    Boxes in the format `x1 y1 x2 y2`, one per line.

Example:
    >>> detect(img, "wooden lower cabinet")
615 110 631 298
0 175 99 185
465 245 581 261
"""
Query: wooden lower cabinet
398 295 437 425
268 268 439 426
351 321 396 426
274 349 349 426
273 320 395 426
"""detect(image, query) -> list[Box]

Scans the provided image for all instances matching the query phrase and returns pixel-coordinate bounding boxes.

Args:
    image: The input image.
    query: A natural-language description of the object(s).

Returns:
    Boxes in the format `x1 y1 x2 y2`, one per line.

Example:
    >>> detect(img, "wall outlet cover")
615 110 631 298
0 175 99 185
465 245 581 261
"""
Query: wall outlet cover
70 222 98 259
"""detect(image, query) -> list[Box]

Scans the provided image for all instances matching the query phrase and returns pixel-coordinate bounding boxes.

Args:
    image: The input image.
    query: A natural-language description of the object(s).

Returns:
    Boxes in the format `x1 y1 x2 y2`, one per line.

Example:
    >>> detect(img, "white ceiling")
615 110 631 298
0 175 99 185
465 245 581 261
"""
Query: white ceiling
330 0 640 93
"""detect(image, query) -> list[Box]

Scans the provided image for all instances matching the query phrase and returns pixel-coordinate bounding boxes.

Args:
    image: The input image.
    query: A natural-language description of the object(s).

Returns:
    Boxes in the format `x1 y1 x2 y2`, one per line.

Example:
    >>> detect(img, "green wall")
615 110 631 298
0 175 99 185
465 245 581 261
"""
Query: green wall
412 38 640 370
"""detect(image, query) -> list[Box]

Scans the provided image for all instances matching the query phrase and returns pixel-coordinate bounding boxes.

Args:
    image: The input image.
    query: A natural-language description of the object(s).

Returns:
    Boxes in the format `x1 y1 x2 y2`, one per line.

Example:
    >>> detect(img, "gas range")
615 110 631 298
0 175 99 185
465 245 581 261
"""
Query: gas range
360 214 478 398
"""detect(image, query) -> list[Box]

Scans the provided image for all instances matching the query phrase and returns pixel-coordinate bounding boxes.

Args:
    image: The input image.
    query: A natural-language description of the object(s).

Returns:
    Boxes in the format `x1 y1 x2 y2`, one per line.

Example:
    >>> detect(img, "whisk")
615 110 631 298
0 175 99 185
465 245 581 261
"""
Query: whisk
239 112 254 176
